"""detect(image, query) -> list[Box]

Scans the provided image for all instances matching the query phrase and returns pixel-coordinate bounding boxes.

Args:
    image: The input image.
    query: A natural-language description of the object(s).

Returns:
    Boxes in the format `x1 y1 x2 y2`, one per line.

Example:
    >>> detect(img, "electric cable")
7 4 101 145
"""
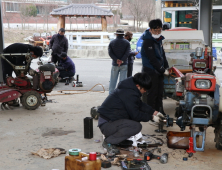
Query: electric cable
47 83 106 96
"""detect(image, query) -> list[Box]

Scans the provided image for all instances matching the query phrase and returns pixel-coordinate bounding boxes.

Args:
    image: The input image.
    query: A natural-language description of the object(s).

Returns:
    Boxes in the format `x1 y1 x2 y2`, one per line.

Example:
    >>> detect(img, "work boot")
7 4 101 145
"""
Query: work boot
102 140 120 155
116 140 133 147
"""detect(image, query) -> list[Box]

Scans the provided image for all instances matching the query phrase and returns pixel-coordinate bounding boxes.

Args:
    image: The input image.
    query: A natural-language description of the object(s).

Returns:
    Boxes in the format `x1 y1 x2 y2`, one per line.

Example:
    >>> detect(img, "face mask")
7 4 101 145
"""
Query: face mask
128 38 132 42
152 34 161 39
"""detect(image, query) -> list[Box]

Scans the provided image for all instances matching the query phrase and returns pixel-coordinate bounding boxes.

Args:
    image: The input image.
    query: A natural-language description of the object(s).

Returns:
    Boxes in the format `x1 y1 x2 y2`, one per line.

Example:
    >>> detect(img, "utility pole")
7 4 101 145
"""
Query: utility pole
0 0 5 83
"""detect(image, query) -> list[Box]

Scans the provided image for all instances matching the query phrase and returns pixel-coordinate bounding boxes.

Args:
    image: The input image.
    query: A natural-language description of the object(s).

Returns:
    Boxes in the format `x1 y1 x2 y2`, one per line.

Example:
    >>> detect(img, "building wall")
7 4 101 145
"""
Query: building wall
2 1 118 27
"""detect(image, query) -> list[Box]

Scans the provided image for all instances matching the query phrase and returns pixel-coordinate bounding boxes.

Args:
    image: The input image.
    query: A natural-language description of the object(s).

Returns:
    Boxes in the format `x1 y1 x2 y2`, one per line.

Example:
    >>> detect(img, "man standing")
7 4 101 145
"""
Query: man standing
56 52 75 84
140 19 169 124
49 28 68 64
98 72 164 154
108 29 130 94
124 31 138 77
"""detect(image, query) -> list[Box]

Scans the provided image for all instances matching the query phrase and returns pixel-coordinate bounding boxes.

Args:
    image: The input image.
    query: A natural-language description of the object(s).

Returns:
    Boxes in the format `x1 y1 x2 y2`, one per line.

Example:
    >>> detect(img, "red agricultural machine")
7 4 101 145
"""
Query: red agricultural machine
0 52 57 110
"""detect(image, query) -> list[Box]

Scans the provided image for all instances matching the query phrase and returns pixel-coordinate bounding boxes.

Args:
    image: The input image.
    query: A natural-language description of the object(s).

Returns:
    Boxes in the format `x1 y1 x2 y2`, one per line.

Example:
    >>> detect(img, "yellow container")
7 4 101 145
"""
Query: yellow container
65 152 101 170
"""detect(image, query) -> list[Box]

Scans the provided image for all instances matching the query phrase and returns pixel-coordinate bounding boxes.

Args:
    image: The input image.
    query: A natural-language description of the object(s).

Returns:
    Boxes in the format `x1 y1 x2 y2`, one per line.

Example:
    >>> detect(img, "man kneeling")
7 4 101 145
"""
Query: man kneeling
97 72 163 154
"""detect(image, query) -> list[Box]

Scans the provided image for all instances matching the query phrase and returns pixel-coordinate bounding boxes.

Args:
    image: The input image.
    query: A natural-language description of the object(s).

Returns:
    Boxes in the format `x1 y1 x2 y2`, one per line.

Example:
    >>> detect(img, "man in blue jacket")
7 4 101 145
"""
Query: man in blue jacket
108 29 130 94
98 72 163 154
140 19 169 125
57 52 75 83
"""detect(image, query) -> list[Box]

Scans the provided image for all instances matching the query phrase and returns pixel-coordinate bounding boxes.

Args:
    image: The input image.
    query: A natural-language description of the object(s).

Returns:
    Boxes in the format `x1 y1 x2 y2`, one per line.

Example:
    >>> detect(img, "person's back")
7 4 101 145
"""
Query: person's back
109 37 130 66
108 29 131 94
59 56 75 74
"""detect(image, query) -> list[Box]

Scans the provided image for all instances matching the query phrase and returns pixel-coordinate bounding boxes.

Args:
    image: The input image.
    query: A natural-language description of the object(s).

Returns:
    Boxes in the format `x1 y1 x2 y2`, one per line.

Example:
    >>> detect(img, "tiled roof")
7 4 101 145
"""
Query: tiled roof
50 4 114 16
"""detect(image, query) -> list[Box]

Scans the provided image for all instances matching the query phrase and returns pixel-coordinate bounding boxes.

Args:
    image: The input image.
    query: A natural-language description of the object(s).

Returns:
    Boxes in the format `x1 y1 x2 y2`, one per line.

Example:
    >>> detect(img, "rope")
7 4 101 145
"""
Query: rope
47 83 106 96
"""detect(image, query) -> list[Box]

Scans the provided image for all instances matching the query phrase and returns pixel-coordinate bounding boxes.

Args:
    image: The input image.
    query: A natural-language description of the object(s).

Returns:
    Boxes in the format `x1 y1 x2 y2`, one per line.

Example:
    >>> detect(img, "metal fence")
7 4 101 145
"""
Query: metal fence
65 32 113 49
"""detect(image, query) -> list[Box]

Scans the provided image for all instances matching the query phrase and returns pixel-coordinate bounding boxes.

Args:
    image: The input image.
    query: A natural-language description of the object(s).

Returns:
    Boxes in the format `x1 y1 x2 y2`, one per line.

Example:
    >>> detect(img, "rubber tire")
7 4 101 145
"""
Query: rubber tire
214 123 222 150
21 91 41 110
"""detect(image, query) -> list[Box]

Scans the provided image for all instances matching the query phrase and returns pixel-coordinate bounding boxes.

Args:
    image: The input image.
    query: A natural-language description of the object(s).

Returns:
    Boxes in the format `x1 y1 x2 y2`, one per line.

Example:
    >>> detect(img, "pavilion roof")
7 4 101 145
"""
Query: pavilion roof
50 4 114 17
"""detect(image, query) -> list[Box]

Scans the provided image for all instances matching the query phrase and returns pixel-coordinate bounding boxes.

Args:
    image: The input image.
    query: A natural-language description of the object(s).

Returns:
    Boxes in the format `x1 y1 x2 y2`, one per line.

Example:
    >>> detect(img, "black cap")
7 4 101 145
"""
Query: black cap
59 52 67 59
30 46 43 57
114 29 124 35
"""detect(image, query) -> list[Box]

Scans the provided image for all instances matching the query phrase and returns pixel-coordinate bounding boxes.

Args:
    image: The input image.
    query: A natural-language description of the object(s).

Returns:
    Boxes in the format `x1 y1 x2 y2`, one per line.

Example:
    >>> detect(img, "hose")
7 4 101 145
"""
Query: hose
47 83 106 96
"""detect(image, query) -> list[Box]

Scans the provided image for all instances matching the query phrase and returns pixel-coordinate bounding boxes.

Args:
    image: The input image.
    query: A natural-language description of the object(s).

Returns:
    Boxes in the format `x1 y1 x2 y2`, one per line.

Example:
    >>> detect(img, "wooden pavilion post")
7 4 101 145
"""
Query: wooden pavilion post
101 16 107 32
57 15 66 31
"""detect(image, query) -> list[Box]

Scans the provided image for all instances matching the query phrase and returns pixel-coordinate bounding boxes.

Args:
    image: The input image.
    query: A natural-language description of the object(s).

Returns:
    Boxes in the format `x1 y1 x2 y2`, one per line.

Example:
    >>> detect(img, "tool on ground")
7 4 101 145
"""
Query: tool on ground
120 159 151 170
144 152 168 164
101 161 112 168
76 74 83 87
72 81 75 87
84 117 93 139
137 142 162 148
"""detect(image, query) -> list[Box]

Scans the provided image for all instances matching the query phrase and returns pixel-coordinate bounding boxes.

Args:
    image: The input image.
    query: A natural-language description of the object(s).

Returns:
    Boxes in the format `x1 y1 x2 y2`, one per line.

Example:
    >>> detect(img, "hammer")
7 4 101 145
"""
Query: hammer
144 152 168 164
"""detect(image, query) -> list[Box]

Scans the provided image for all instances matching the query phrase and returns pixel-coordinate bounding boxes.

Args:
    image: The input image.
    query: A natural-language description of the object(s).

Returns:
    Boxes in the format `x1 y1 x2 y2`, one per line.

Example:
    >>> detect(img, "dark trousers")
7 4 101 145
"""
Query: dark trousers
51 53 60 65
142 67 165 113
127 63 133 77
59 70 75 79
99 119 142 144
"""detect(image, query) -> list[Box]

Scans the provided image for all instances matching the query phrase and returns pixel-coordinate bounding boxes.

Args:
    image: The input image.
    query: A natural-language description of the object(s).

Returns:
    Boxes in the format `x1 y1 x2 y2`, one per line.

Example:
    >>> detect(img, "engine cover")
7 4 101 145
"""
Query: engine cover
185 73 216 92
14 77 31 87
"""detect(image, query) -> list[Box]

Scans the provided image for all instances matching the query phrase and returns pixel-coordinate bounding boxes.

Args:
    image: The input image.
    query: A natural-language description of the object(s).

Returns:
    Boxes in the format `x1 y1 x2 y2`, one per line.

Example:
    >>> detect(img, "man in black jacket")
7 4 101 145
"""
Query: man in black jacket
140 19 169 125
98 72 163 154
1 43 43 83
49 28 68 64
124 31 138 77
108 29 130 94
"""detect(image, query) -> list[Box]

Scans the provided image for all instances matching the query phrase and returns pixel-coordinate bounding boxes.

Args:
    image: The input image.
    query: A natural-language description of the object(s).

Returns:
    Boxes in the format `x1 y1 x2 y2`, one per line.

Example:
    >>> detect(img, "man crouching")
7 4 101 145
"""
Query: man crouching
98 72 163 154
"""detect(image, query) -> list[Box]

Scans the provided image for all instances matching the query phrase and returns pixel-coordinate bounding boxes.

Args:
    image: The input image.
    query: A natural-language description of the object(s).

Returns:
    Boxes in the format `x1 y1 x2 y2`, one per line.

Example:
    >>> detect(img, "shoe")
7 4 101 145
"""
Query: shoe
148 120 159 127
116 140 133 147
102 140 120 155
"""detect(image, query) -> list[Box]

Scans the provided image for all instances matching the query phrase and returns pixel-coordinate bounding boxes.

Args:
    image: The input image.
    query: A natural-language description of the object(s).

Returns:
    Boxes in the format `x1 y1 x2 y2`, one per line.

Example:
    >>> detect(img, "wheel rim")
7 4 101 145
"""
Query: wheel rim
26 95 38 107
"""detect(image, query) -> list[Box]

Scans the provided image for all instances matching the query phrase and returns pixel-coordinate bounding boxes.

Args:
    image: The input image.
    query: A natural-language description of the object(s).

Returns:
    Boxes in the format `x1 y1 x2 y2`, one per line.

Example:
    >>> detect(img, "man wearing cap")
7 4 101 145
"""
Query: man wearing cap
56 52 75 83
108 29 131 94
1 43 43 83
49 28 68 64
124 31 139 77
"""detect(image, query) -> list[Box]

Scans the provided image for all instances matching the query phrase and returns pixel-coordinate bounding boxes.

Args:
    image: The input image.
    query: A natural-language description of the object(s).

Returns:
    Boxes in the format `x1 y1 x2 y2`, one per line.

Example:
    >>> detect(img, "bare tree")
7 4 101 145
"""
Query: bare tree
144 0 156 27
42 4 56 31
106 0 122 28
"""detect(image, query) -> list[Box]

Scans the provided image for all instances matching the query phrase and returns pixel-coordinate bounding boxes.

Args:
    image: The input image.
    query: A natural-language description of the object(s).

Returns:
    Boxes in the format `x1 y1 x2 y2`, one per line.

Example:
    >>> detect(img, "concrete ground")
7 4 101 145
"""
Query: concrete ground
1 59 222 170
1 94 222 170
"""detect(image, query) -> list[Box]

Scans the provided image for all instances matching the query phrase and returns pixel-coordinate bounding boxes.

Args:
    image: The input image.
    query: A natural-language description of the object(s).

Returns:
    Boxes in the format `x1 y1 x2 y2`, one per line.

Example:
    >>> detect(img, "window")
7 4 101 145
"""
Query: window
6 2 20 12
36 6 44 14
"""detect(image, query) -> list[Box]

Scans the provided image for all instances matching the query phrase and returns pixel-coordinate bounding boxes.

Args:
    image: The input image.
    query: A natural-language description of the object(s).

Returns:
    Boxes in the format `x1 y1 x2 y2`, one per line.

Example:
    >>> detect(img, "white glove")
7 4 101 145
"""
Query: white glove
164 69 169 76
153 115 160 123
157 112 164 118
49 49 52 54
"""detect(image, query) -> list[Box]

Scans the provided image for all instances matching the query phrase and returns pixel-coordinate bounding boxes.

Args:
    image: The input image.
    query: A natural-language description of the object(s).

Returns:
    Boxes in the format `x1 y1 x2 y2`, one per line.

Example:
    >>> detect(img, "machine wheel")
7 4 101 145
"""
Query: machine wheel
214 123 222 150
21 91 41 110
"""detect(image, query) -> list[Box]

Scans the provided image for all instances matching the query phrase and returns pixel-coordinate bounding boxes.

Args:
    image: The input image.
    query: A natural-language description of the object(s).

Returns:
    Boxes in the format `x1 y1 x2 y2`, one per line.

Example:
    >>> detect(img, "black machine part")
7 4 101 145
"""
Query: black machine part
144 152 168 164
101 161 112 168
39 63 55 72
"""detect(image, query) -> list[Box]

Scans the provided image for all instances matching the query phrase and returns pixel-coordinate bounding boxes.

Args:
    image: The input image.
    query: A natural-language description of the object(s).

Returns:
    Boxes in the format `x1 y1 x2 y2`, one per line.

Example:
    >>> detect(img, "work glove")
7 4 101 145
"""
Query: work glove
157 112 164 118
164 69 169 76
49 49 52 54
153 112 164 123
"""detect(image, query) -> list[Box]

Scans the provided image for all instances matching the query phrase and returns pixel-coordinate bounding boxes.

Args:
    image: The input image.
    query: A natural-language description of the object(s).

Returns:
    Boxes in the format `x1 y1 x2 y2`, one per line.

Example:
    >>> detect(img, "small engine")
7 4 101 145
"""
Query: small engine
34 63 56 92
